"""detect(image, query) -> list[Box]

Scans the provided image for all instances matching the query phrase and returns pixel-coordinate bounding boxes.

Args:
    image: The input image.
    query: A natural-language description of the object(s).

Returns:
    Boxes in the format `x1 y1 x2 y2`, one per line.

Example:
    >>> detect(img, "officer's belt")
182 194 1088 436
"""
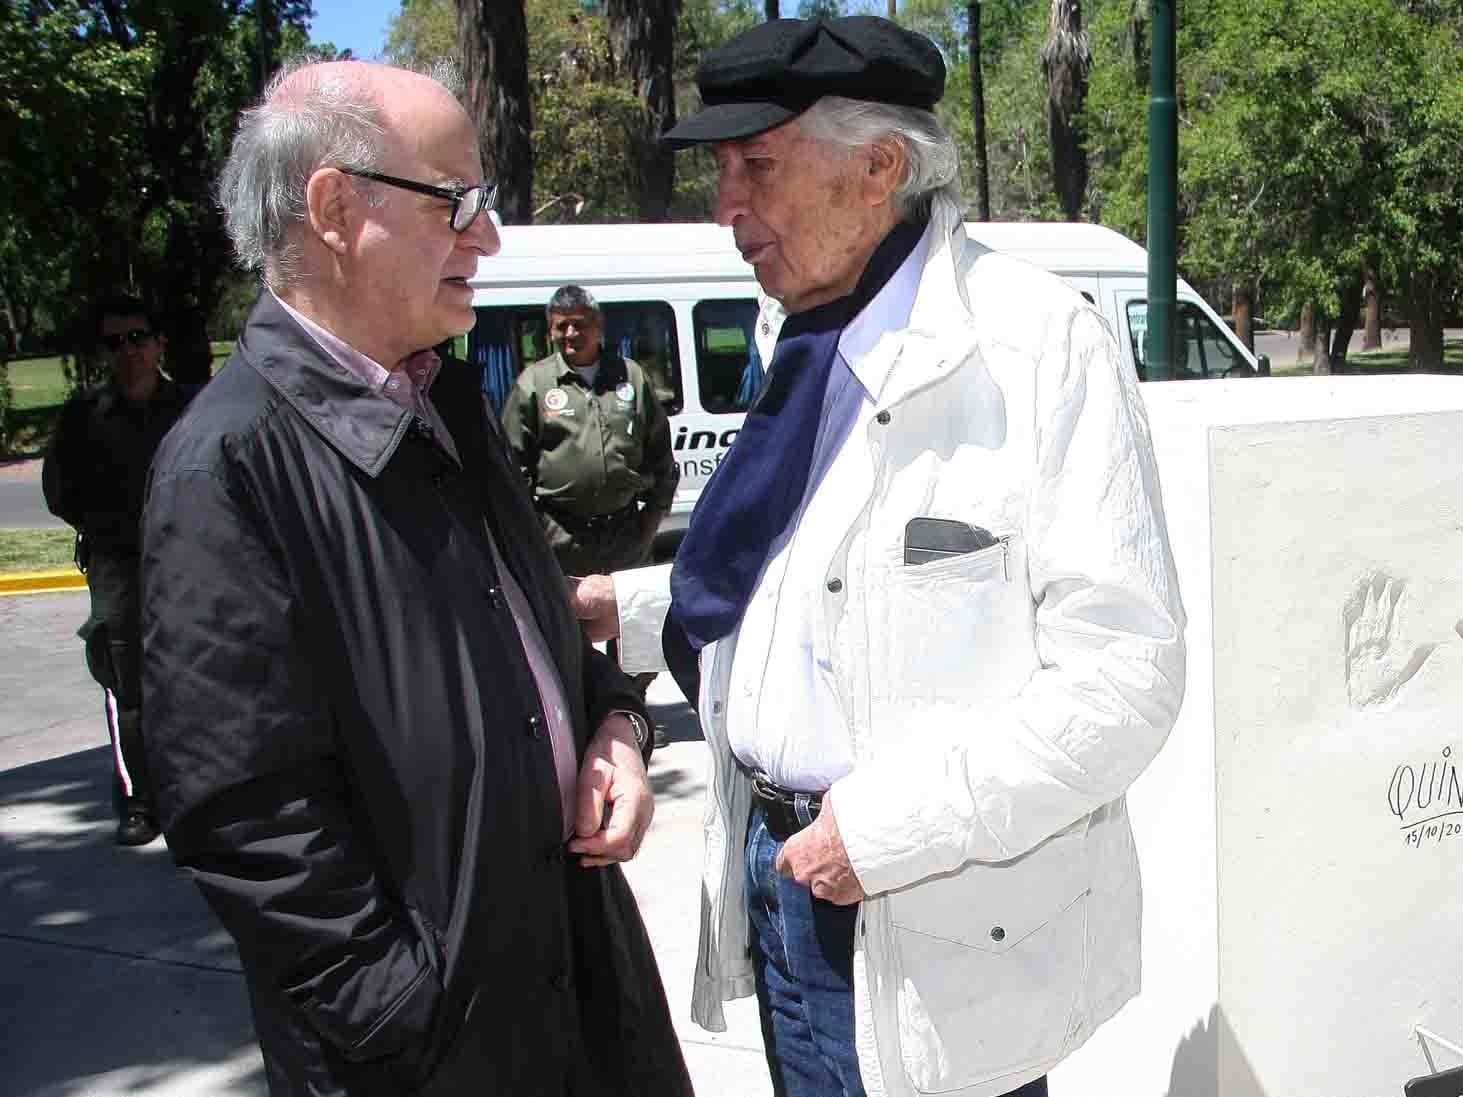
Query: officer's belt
537 498 639 536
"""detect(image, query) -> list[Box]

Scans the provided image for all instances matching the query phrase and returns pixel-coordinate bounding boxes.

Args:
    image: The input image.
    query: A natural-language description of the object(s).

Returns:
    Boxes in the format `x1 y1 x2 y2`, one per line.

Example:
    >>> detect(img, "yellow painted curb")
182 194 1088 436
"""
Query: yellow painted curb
0 568 87 596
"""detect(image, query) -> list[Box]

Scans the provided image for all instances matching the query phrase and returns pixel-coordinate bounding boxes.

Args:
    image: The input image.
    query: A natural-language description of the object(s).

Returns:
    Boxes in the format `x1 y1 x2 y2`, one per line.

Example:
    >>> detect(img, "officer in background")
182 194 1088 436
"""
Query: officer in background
43 295 198 846
502 284 677 578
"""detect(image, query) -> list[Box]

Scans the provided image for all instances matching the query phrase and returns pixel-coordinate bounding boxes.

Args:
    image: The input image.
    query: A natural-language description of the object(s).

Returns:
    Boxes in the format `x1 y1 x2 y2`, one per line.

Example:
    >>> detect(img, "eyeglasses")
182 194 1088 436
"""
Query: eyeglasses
340 169 498 233
100 329 154 351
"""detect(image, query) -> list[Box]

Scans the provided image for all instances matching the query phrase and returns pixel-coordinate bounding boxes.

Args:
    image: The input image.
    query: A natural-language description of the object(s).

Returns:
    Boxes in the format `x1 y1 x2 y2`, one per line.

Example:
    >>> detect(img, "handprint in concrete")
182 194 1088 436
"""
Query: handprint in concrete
1343 574 1442 709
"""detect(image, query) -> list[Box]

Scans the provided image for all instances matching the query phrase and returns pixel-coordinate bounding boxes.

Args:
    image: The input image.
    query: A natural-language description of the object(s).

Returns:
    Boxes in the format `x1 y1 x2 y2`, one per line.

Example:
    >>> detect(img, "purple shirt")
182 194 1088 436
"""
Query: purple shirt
275 293 581 836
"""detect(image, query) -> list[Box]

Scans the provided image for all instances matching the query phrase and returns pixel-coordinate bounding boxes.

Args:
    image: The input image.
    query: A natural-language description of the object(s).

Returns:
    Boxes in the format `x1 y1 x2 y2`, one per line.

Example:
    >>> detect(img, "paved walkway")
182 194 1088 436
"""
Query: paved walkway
0 458 62 530
0 590 770 1097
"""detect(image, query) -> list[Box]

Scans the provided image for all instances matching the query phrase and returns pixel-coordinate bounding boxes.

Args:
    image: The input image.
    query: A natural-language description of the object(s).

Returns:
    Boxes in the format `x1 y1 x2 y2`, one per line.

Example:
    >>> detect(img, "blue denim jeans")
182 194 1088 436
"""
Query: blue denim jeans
745 803 1049 1097
747 802 865 1097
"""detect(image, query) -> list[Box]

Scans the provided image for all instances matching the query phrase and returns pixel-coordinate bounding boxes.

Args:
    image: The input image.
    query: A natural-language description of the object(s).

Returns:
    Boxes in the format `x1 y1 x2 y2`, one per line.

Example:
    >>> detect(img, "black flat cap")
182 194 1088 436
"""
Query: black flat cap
663 16 945 149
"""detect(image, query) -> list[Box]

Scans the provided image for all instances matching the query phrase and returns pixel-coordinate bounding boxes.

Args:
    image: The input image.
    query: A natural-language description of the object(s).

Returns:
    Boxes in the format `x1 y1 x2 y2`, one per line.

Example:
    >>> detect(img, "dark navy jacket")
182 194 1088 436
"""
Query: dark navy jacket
141 293 689 1097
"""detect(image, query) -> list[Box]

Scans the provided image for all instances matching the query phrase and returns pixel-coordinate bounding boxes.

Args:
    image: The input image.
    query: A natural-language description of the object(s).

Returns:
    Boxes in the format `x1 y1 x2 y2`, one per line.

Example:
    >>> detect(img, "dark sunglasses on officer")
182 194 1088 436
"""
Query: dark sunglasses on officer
100 328 156 352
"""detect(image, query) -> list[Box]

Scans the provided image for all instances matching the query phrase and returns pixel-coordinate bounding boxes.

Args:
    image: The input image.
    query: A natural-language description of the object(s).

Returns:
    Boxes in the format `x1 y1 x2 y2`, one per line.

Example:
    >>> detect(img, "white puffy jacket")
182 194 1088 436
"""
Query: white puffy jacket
614 197 1186 1097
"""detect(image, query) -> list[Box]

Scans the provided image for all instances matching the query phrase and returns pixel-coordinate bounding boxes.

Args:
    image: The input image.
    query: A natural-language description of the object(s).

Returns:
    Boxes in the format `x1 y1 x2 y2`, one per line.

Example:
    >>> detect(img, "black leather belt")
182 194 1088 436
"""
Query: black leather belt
751 773 824 841
538 499 638 535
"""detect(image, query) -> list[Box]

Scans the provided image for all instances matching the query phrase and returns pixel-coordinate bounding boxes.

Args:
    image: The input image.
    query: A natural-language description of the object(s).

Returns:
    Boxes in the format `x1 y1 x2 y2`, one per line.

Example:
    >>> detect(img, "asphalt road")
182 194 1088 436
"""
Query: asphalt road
0 459 61 529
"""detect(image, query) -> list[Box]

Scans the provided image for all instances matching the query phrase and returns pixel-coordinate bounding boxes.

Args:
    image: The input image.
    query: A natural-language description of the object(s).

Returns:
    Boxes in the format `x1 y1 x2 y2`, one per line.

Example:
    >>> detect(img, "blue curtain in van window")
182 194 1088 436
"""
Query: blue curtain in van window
735 335 764 409
602 309 637 362
734 303 764 408
474 310 517 414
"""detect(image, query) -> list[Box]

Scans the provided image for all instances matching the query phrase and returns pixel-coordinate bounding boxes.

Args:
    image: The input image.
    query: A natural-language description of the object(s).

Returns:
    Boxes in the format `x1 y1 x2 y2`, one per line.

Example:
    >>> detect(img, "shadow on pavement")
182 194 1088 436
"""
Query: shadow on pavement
0 745 265 1096
647 696 702 745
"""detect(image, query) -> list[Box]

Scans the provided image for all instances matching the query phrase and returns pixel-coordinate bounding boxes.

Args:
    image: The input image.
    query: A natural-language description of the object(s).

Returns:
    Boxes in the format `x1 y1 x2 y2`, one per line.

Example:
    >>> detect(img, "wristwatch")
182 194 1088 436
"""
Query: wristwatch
610 709 651 750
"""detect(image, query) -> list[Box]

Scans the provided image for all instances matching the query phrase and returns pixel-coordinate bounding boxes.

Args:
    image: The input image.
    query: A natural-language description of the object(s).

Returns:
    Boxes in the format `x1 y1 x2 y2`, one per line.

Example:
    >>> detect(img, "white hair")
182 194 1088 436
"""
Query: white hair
797 96 964 220
217 60 464 290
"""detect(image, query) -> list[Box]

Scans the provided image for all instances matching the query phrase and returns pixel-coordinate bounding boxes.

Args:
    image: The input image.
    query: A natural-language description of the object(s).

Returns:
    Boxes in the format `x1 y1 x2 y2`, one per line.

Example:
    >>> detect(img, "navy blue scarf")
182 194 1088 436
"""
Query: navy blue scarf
663 217 928 700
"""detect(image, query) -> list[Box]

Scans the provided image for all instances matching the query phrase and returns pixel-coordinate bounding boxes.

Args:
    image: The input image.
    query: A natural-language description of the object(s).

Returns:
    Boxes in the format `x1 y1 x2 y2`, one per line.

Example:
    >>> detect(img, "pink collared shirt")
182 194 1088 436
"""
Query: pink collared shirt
273 292 582 836
272 292 461 466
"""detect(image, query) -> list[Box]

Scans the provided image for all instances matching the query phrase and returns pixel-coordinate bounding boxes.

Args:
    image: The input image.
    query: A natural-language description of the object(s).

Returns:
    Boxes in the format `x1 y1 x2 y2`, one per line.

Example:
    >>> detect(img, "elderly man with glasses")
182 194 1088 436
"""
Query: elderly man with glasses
140 60 690 1097
43 294 198 847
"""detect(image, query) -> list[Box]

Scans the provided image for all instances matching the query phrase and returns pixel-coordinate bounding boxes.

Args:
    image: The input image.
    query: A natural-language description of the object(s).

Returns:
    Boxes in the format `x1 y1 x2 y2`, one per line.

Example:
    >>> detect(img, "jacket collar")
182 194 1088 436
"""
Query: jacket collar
841 197 987 409
237 292 414 479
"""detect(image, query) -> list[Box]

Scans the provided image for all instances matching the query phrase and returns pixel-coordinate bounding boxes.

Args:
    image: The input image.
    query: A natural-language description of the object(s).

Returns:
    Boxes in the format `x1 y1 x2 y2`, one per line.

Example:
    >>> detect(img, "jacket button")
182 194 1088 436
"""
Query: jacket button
826 578 843 593
551 972 572 991
876 410 891 426
527 715 545 739
990 926 1006 942
484 586 504 609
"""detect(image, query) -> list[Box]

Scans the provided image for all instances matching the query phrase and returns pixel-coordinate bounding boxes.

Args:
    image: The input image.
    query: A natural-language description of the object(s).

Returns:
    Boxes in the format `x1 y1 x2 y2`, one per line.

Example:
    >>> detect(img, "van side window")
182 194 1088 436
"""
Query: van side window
1126 300 1245 380
693 299 762 414
470 302 683 414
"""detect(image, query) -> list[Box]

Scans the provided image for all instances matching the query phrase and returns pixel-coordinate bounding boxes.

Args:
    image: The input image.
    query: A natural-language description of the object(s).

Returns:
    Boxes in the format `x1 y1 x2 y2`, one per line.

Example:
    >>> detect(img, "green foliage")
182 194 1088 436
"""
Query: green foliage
535 82 644 219
385 0 458 64
0 0 314 419
1083 0 1463 345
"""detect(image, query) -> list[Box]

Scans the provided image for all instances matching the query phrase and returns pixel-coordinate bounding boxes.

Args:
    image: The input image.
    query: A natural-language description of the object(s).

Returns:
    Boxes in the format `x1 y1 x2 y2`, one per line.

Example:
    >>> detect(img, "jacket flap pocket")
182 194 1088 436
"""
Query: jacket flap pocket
890 819 1090 954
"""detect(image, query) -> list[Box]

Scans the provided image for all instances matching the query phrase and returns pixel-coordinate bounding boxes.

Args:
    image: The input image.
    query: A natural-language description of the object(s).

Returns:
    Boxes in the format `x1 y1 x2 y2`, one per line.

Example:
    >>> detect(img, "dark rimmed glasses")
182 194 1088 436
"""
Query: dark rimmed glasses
340 169 498 233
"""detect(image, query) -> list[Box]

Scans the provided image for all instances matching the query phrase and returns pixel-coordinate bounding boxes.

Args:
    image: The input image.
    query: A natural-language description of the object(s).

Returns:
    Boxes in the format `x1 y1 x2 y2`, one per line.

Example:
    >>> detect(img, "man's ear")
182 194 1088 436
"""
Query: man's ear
862 136 908 207
305 168 354 255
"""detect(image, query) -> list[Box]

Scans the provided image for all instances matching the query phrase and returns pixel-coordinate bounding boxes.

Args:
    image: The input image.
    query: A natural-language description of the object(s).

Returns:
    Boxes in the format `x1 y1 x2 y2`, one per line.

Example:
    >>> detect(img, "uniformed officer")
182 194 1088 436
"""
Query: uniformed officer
43 295 198 846
502 285 677 578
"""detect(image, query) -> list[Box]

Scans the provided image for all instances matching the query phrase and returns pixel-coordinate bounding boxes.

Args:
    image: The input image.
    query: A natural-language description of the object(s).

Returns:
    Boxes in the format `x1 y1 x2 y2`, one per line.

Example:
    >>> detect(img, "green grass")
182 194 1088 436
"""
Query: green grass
0 527 77 573
1269 338 1463 377
9 355 71 410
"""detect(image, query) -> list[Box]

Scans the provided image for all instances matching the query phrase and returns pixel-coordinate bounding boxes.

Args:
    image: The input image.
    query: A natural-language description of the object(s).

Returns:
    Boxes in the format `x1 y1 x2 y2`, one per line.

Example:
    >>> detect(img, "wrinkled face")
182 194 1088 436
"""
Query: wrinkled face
712 118 884 313
548 307 603 368
348 88 500 363
99 312 164 384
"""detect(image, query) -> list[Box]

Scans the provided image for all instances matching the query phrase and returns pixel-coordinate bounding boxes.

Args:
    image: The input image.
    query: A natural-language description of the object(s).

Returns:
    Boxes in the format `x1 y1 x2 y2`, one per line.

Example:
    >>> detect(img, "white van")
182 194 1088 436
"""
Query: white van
466 220 1264 546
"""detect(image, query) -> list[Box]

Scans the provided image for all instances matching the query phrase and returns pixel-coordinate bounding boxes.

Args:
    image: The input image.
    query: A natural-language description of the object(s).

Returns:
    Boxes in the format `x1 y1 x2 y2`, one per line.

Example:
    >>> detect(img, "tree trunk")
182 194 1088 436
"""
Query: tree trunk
969 2 991 221
1405 269 1446 372
1328 275 1363 371
1231 281 1253 350
255 0 278 93
607 0 680 222
1362 262 1382 351
1041 0 1091 221
765 0 779 18
888 0 897 18
459 0 533 225
145 2 235 383
1311 311 1333 375
1299 301 1315 357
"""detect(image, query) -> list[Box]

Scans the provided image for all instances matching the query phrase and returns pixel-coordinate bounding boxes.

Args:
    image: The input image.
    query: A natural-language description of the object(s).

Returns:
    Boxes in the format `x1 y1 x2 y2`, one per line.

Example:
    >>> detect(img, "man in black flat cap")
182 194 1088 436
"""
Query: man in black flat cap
577 15 1186 1097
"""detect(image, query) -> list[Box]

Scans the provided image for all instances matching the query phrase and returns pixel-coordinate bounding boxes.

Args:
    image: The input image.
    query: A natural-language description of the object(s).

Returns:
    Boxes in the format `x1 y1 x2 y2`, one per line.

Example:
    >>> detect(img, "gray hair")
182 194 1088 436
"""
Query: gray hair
218 59 464 290
546 284 600 320
797 96 964 220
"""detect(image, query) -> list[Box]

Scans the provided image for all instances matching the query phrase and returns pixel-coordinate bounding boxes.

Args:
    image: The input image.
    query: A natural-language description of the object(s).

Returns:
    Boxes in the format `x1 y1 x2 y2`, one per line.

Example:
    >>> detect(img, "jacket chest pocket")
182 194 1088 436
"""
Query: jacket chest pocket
868 535 1033 711
878 824 1092 1092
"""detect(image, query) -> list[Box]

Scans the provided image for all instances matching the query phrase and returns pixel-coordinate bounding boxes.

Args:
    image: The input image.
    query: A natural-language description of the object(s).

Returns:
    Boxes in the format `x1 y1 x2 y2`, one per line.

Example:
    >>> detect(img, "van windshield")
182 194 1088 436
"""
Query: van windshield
1127 300 1250 380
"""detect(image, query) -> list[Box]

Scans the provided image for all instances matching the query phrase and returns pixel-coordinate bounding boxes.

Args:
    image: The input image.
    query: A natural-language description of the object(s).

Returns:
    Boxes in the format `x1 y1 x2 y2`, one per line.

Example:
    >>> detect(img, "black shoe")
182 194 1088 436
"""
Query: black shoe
116 809 160 847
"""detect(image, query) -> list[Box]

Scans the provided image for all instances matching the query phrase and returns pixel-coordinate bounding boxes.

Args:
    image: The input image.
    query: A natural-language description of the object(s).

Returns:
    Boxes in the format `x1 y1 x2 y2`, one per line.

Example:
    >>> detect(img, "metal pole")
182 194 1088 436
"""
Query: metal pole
1145 0 1177 380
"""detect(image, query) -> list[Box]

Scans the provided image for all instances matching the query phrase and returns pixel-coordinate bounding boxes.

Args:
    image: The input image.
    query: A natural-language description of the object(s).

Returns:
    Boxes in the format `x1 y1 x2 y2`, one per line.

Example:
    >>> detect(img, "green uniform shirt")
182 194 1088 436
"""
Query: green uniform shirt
501 350 677 573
